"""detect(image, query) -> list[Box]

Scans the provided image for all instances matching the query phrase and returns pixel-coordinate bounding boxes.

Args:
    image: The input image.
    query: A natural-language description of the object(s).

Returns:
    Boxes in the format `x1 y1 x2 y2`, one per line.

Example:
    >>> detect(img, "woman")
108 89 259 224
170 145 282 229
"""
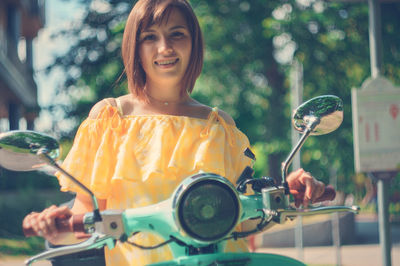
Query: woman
23 0 326 265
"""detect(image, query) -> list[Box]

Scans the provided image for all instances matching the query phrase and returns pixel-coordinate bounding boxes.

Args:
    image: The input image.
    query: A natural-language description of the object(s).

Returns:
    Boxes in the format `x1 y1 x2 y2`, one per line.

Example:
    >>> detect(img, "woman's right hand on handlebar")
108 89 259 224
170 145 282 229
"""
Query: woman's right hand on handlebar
23 205 72 244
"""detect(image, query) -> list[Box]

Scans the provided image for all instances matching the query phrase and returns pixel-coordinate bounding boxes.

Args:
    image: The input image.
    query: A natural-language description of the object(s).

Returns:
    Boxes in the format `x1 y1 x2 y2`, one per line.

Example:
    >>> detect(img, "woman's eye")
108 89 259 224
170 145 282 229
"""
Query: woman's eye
141 34 156 41
171 32 185 39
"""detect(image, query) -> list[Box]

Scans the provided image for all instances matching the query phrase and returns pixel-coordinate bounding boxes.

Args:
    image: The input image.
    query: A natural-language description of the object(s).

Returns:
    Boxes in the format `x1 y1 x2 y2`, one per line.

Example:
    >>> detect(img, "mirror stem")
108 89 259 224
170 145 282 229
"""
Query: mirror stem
281 116 320 194
38 150 102 222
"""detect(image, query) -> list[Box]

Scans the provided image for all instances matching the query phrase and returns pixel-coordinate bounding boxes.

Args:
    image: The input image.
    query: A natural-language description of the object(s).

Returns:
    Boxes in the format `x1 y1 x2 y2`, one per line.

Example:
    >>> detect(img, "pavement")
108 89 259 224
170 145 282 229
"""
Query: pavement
1 214 399 266
0 257 50 266
257 243 400 266
256 213 400 266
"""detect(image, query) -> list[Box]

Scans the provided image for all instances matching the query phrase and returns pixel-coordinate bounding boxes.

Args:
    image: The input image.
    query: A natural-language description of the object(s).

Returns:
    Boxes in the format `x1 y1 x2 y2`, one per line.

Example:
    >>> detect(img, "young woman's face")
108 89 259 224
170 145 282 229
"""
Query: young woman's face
138 8 192 89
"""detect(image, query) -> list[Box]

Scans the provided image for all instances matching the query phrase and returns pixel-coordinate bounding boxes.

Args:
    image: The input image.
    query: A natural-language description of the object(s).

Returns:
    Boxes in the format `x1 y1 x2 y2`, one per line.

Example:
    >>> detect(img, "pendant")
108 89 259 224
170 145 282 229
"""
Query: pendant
164 102 169 106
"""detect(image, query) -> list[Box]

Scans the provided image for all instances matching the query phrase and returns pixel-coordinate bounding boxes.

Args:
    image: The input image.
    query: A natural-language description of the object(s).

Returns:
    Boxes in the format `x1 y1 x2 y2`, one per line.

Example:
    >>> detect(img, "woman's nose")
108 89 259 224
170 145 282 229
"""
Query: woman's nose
158 36 173 54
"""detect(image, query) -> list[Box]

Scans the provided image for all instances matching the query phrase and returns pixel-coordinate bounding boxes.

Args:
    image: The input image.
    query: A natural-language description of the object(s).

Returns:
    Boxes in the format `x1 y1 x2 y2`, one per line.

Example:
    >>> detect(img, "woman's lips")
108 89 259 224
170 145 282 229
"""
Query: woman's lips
155 58 179 67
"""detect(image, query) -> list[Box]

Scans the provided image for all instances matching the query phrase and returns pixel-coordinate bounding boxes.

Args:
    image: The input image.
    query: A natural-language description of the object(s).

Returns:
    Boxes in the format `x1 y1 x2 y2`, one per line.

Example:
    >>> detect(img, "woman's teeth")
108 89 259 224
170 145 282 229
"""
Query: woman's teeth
156 59 178 65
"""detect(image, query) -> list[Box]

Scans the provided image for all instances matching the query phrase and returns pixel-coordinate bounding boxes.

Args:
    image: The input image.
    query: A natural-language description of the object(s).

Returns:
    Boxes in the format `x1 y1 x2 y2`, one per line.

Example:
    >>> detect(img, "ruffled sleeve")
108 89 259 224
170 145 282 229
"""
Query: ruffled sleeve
55 105 122 199
55 105 253 200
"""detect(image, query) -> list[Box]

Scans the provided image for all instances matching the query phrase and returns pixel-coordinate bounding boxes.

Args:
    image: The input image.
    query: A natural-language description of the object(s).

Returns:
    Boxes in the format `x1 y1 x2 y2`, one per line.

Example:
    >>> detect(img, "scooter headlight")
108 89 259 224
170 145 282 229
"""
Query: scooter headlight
174 173 240 242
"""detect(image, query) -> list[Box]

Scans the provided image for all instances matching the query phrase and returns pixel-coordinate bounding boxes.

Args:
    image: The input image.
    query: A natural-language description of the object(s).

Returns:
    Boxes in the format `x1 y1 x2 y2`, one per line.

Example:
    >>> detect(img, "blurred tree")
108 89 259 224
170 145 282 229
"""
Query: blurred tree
42 0 400 194
265 0 400 193
191 0 289 180
42 0 131 139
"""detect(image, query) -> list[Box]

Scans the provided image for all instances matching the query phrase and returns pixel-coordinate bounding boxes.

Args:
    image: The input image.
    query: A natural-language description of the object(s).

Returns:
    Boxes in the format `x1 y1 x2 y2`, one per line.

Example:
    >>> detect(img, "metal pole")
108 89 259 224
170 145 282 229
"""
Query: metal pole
377 177 392 266
8 102 20 130
291 60 303 261
368 1 391 264
330 167 341 266
368 0 383 78
332 212 341 266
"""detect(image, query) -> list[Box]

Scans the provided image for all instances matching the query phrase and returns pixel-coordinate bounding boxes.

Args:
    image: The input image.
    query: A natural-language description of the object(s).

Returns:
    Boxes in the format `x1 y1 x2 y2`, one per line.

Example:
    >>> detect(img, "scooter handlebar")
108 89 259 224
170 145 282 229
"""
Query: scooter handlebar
22 185 336 238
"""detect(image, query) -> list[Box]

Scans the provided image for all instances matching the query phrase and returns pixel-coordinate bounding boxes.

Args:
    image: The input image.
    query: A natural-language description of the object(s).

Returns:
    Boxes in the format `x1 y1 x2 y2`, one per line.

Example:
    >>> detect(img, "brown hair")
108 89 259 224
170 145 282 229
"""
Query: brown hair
122 0 204 97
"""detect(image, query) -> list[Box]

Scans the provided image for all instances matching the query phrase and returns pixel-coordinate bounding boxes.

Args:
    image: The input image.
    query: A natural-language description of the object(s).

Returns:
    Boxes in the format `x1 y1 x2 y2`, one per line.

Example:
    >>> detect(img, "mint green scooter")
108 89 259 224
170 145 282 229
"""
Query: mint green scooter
0 95 359 266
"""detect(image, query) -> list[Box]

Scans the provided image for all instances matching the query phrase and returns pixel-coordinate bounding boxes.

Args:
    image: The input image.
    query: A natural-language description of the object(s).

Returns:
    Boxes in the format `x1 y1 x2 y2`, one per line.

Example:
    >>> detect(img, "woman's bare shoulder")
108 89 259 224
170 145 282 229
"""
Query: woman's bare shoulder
87 94 134 118
217 108 236 126
190 100 236 126
87 98 116 119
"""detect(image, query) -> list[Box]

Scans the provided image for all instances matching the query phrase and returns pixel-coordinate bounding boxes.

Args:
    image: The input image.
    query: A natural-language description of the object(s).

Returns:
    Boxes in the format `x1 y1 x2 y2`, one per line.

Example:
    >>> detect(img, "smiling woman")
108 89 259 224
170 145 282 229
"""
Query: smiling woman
23 0 327 265
137 8 193 100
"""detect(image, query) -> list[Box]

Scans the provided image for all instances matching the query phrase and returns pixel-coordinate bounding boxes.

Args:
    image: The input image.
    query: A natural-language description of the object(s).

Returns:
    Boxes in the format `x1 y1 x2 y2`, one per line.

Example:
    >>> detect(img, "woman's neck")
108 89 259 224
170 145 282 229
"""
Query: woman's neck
143 82 189 106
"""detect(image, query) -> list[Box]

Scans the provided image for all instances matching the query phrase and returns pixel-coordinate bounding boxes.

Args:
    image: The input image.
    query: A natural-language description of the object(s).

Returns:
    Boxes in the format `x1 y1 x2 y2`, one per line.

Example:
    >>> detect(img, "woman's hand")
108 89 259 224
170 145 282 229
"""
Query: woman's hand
22 205 72 244
22 194 106 245
287 168 326 208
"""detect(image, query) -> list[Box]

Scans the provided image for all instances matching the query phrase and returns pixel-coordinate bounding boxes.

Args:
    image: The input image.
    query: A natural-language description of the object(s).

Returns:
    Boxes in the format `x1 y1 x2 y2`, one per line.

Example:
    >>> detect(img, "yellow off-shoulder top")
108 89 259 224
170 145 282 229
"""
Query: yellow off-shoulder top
56 103 252 265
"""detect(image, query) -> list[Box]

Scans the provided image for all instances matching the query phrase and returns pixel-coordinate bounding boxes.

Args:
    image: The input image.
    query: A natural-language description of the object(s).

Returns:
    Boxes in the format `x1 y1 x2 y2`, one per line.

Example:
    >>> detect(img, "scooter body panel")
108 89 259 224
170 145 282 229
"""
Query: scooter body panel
149 252 305 266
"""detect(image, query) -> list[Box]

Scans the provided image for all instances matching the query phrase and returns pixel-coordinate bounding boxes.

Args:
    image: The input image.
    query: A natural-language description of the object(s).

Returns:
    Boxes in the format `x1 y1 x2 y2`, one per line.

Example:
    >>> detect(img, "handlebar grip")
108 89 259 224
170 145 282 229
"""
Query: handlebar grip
290 185 336 203
23 214 86 237
22 227 35 237
316 185 336 202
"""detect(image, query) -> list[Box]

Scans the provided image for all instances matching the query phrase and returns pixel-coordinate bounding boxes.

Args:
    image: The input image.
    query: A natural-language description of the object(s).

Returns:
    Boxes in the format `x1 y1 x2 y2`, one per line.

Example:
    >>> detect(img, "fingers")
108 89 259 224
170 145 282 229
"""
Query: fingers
303 172 325 206
286 168 305 184
23 205 72 240
37 205 57 237
288 169 326 208
303 177 313 207
294 197 303 208
23 211 40 235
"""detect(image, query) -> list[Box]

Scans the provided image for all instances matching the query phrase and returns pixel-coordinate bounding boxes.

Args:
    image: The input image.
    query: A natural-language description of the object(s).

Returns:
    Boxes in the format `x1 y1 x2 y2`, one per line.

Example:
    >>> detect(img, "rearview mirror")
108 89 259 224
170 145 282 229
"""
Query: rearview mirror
292 95 343 136
0 130 60 171
0 130 101 218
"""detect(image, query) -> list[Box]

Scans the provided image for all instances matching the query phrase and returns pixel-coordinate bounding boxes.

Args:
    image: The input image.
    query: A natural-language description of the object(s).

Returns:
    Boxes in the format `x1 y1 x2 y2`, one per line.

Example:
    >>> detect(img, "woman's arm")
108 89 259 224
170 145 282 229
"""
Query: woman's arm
22 194 107 245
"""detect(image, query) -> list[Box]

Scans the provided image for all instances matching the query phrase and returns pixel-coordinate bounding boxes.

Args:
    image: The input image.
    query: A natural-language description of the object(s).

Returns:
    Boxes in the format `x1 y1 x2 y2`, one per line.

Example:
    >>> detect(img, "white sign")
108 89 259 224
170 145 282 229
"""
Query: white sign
352 77 400 173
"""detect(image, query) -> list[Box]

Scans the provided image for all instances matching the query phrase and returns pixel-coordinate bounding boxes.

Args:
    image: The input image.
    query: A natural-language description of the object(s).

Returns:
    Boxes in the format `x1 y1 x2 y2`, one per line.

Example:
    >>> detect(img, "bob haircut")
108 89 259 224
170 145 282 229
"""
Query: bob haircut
122 0 204 97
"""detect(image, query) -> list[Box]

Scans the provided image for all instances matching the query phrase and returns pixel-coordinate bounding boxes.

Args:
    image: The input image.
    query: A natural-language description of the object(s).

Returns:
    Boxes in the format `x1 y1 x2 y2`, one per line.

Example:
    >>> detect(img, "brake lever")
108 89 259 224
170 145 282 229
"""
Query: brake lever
25 233 116 266
261 186 360 224
267 205 360 224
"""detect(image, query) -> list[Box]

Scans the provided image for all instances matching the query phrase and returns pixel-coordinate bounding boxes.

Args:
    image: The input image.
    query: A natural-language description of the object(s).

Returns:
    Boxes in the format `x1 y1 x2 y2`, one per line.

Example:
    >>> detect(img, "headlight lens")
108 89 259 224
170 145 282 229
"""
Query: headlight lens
177 178 239 242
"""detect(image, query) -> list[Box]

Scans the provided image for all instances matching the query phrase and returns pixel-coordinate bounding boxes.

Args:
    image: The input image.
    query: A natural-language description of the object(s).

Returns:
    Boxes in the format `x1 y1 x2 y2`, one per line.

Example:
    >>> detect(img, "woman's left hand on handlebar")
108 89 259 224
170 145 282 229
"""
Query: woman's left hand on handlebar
287 168 325 208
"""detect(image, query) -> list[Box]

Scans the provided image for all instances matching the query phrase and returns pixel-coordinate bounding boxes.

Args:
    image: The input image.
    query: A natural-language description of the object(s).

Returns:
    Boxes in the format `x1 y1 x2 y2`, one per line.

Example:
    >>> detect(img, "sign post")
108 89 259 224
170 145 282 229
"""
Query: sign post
352 77 400 266
352 77 400 174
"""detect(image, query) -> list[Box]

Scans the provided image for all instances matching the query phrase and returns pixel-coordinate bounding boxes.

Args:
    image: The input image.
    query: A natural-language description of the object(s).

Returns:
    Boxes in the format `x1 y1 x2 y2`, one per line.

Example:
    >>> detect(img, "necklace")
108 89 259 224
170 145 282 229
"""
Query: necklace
144 89 189 106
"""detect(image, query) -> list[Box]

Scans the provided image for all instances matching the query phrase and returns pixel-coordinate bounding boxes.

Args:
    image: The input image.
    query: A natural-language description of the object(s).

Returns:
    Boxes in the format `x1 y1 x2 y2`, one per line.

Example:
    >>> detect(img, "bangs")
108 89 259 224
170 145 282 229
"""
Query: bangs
140 1 188 33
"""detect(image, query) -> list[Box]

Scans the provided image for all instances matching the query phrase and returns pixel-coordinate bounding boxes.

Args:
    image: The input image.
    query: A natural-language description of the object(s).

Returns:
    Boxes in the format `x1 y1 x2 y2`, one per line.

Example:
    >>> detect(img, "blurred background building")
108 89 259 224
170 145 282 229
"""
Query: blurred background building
0 0 45 131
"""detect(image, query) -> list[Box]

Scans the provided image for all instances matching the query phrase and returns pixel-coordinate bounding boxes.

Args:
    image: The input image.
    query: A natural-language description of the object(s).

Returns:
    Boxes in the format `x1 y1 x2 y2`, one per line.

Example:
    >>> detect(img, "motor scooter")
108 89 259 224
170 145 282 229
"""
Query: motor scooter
0 95 359 266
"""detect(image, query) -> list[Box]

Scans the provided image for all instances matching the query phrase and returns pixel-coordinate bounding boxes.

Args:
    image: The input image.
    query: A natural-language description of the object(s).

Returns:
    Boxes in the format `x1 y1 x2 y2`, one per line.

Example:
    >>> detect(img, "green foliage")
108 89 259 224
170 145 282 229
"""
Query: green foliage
44 0 130 137
390 202 400 216
0 237 44 255
0 187 73 237
259 1 400 193
59 138 74 160
0 169 59 191
191 0 291 179
43 0 400 197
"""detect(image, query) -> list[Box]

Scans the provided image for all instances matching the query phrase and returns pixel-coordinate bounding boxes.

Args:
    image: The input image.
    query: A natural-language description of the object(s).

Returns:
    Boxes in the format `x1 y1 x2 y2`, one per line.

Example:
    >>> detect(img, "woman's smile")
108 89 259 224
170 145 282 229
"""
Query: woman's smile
155 58 180 67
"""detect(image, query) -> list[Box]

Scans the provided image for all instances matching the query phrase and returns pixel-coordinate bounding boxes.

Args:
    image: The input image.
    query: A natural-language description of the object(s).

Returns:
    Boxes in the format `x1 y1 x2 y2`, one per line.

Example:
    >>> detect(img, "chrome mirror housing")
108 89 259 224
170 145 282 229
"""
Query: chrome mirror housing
0 130 60 171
